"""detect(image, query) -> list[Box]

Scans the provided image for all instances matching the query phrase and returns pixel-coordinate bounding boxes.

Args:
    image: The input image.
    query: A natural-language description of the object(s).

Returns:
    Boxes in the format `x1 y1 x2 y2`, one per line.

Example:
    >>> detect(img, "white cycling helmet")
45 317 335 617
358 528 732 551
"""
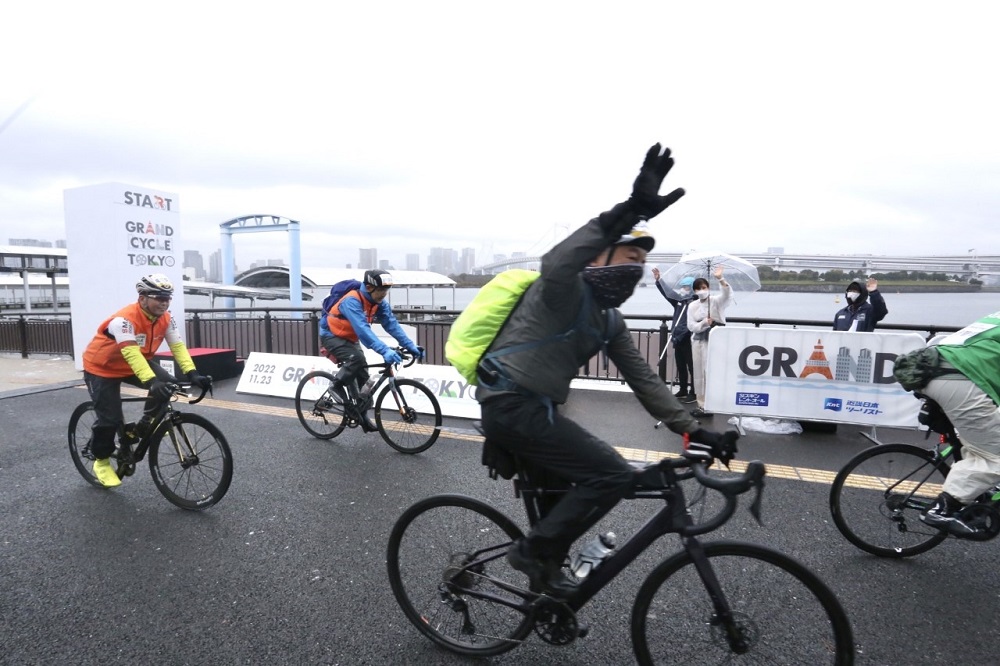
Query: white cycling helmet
136 273 174 296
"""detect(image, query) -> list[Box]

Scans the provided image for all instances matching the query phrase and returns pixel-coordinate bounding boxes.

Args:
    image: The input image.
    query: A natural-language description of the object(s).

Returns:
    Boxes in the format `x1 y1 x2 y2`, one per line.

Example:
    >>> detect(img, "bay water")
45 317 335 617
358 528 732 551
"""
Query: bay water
185 287 997 329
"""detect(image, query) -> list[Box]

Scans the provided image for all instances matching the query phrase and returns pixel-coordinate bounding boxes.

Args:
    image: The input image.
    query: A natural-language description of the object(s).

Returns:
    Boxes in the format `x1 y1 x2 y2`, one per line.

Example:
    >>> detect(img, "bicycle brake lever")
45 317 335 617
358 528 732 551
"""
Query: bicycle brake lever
749 476 766 526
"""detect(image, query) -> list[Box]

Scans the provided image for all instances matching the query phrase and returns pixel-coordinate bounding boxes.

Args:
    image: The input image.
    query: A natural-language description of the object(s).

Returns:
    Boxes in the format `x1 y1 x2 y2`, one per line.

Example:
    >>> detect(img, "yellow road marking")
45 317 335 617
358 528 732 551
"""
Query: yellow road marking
114 386 937 491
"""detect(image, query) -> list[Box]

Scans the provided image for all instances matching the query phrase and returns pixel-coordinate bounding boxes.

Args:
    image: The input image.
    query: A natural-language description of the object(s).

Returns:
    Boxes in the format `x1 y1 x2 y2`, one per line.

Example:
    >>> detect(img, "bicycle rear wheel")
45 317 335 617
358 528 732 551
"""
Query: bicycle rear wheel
386 494 532 657
148 413 233 510
295 371 347 439
829 443 949 558
68 401 103 487
632 541 854 665
375 378 442 454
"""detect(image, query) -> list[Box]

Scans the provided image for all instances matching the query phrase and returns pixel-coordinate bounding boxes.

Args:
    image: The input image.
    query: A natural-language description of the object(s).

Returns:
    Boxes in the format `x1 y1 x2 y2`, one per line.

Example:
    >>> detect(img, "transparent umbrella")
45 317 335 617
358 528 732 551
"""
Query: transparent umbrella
659 251 761 293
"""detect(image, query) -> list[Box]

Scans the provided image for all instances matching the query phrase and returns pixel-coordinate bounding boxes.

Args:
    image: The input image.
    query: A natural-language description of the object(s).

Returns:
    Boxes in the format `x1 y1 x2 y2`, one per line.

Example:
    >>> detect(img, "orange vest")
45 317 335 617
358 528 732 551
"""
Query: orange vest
326 290 378 342
83 302 171 378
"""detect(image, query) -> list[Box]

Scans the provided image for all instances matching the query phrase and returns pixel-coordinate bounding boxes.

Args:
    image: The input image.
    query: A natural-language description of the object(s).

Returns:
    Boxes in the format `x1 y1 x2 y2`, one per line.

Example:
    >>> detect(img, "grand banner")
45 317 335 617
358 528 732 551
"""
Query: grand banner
64 183 184 369
703 327 926 427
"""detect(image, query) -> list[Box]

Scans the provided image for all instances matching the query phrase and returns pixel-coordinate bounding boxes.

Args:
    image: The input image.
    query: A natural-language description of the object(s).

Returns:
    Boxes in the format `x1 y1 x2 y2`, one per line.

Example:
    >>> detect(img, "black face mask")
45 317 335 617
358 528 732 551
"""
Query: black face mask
581 264 644 308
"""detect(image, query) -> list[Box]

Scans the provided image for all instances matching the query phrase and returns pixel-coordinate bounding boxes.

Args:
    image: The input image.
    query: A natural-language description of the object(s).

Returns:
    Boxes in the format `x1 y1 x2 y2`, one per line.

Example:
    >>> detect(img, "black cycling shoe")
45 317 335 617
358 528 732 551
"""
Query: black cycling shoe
506 540 578 598
359 414 378 433
920 492 976 537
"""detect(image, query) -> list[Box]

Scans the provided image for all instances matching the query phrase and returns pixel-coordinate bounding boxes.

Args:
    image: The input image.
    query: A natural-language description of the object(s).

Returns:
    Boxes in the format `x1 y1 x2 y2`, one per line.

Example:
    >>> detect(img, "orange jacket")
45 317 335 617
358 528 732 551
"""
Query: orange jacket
325 290 378 343
83 302 171 378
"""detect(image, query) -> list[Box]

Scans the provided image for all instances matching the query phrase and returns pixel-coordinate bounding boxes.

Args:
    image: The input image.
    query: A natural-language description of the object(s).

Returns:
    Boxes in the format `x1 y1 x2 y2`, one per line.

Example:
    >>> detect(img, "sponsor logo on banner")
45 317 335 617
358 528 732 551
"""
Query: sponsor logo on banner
704 328 925 427
736 392 768 407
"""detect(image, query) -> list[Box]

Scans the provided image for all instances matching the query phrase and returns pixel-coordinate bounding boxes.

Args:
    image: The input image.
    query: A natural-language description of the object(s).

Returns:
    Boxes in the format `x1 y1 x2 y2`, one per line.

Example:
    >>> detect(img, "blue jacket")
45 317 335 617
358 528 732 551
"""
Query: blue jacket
319 285 417 355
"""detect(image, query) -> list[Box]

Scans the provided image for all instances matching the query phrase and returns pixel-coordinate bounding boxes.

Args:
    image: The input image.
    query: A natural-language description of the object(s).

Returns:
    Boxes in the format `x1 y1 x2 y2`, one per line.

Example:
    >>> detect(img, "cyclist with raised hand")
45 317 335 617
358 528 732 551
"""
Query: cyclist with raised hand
82 274 211 488
321 269 424 431
477 144 738 597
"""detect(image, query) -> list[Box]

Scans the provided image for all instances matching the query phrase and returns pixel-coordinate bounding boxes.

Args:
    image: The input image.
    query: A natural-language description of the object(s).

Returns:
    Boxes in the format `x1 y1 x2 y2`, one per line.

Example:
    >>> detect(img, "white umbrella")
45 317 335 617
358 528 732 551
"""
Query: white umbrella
660 251 761 293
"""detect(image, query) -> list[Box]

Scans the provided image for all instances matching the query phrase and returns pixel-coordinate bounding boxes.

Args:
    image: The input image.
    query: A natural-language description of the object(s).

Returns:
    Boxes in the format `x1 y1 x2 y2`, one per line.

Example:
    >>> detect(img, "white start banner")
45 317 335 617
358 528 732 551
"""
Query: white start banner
64 183 184 370
703 327 926 427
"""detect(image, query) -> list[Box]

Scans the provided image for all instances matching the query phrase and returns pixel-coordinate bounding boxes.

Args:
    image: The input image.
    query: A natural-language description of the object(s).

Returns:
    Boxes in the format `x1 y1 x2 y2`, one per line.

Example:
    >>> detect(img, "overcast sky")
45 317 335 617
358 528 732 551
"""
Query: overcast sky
2 1 998 272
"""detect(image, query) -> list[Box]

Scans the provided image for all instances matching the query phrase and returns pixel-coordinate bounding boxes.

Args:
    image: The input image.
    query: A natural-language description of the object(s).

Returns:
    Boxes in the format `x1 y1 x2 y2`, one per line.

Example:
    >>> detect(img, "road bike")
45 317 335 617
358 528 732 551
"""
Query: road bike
294 347 442 454
829 396 1000 558
69 380 233 510
387 438 855 664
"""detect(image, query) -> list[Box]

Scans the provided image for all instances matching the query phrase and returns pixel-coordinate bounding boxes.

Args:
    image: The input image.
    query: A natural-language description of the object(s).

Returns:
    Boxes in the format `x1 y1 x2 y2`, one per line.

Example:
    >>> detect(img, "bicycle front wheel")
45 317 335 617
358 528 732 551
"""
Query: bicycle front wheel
387 494 532 657
68 401 103 487
375 378 442 454
295 371 347 440
829 443 949 558
148 413 233 510
632 541 854 665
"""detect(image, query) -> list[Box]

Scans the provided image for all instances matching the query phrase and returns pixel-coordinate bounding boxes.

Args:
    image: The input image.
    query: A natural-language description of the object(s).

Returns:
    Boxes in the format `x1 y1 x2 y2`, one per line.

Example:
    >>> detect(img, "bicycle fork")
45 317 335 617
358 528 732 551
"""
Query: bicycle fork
683 536 751 654
161 414 200 469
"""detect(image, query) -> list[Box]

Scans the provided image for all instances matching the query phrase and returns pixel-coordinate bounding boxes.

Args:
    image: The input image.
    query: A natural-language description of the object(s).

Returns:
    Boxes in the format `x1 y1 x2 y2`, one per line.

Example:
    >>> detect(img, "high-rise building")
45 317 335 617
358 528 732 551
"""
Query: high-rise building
406 253 420 270
428 247 457 275
359 248 377 269
209 250 222 282
183 250 205 280
378 259 391 270
459 248 475 274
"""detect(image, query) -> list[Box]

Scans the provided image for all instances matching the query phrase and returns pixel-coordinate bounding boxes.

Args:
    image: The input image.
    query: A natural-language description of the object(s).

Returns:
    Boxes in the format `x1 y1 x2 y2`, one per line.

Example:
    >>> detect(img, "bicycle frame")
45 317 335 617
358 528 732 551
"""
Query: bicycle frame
116 384 211 469
448 456 763 615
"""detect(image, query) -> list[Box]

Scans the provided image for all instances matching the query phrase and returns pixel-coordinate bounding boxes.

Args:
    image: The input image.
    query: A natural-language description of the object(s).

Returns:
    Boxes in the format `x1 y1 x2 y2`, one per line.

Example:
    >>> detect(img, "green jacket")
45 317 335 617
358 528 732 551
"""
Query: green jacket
937 311 1000 405
476 205 699 436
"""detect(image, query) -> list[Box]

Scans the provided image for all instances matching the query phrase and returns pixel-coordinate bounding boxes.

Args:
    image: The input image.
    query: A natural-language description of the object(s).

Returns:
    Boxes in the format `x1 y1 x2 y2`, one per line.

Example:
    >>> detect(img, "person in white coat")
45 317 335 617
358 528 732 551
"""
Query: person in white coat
686 266 732 417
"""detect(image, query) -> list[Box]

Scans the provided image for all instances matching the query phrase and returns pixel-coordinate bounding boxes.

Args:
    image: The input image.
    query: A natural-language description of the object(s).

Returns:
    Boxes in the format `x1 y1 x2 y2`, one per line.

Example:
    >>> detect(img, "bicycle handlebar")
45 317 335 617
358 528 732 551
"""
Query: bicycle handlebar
168 376 213 405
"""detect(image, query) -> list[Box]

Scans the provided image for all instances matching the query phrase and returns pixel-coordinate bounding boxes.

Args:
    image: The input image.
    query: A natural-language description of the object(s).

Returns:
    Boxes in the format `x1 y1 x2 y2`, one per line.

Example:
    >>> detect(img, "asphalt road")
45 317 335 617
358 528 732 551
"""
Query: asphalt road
2 378 999 665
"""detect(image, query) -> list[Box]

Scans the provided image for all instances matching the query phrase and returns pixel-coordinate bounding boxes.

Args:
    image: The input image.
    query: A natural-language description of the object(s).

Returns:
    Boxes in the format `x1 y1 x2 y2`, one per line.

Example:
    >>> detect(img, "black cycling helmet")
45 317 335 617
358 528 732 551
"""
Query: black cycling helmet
364 269 394 289
135 273 174 296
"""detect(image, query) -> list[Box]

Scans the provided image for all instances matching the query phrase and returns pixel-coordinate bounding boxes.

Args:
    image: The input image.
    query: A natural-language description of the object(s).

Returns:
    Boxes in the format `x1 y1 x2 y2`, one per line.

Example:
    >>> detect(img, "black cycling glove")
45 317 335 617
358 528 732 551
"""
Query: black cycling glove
598 144 686 239
146 378 174 401
688 429 740 466
186 370 212 390
629 143 685 220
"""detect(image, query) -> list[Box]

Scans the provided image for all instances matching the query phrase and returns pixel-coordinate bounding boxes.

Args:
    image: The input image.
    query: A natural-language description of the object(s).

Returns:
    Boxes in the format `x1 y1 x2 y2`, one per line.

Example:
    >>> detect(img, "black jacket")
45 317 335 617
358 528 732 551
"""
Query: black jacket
833 281 888 332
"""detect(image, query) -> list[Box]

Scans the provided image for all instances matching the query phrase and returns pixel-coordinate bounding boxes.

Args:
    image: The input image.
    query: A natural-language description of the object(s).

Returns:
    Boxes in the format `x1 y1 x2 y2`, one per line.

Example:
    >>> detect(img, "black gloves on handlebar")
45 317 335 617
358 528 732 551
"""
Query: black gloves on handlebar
688 429 740 467
146 378 174 401
186 370 212 391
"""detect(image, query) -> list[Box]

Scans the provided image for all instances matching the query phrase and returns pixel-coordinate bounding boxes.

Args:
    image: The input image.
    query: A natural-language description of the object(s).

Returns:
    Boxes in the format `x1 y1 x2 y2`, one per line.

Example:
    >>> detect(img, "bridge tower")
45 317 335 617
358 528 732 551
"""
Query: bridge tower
219 215 302 316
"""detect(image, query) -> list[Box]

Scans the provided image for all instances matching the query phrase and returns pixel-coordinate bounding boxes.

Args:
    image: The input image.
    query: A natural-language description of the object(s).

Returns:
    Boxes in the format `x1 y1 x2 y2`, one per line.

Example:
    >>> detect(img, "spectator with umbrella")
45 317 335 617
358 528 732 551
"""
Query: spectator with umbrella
687 265 732 417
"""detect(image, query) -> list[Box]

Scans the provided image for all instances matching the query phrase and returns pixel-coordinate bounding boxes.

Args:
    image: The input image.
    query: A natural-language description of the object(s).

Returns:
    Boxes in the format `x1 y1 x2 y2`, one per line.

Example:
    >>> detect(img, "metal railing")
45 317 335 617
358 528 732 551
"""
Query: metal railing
2 308 962 385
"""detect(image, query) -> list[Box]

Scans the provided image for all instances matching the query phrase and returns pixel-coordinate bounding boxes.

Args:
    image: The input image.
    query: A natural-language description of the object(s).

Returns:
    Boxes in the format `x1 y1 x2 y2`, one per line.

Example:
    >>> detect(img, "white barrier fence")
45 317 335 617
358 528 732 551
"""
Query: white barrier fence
704 328 926 427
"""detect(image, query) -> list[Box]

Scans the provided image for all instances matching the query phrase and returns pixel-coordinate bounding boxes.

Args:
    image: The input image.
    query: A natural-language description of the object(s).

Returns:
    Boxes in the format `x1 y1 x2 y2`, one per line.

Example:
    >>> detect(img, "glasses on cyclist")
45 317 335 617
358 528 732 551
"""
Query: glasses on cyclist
146 294 172 302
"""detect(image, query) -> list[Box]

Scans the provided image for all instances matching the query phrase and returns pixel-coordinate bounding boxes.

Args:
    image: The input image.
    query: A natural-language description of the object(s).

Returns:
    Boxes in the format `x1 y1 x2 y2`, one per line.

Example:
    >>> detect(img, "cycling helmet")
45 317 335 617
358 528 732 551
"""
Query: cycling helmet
135 273 174 296
364 269 394 289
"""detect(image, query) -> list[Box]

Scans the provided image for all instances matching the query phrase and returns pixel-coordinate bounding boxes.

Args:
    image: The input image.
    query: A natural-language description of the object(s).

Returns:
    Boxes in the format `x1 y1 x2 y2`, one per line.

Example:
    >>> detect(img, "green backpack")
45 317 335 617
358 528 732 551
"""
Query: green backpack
892 346 961 392
446 270 542 385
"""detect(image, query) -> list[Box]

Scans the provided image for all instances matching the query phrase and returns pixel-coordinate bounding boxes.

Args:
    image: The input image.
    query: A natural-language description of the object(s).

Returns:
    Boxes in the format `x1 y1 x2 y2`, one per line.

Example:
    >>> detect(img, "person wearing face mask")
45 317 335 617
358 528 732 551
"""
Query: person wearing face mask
652 270 696 402
477 144 738 597
687 266 733 418
833 277 887 332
